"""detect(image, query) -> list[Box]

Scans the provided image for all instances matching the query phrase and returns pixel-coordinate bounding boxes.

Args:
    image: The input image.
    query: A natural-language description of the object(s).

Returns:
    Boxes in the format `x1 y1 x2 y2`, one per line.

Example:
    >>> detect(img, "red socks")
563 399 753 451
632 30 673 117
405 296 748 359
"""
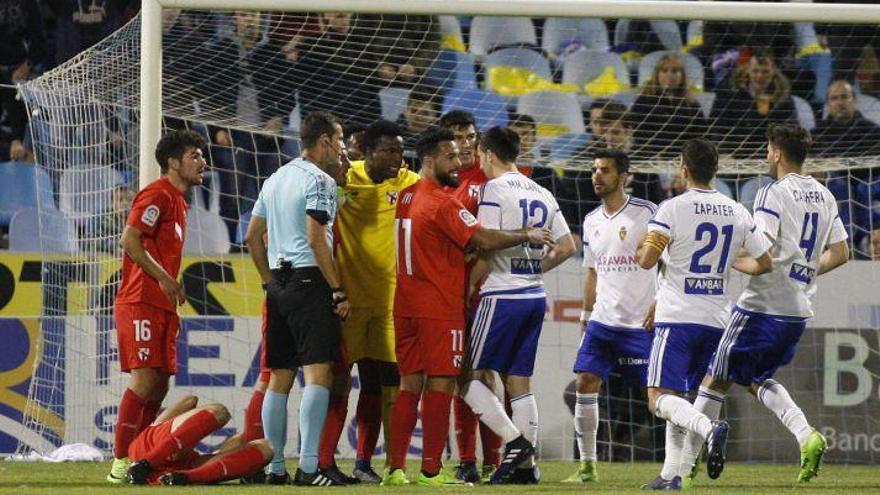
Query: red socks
421 390 453 475
115 388 149 459
453 394 478 464
180 444 267 484
318 394 348 468
389 390 419 470
480 423 501 467
141 410 221 466
243 389 265 442
356 392 382 462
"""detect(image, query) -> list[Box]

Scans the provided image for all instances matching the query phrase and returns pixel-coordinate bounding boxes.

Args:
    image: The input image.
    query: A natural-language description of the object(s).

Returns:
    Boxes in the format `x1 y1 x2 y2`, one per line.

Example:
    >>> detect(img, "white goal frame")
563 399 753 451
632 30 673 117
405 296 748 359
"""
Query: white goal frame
140 0 880 189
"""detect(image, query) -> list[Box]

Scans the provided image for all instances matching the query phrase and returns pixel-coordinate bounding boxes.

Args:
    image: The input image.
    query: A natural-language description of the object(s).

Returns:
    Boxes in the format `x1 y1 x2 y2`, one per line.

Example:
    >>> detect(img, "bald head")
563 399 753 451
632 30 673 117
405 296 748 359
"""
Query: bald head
826 80 857 124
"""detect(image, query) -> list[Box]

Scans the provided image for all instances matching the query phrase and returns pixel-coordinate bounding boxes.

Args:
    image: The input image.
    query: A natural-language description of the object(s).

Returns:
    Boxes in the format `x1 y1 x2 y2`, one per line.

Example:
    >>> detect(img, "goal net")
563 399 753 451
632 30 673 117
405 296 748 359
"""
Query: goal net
8 2 880 466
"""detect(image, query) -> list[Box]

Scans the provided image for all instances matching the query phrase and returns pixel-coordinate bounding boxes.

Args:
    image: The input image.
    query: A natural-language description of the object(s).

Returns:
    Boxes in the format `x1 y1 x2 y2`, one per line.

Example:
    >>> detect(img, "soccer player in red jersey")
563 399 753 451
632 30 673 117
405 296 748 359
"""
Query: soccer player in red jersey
438 110 502 482
382 128 553 486
127 395 272 485
107 130 207 483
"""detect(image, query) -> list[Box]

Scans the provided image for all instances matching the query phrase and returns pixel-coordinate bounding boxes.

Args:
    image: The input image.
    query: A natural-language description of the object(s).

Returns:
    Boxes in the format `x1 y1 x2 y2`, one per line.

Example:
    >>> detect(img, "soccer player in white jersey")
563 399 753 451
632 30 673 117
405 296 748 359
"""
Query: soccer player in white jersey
460 126 577 484
686 125 849 485
562 149 659 485
636 138 773 488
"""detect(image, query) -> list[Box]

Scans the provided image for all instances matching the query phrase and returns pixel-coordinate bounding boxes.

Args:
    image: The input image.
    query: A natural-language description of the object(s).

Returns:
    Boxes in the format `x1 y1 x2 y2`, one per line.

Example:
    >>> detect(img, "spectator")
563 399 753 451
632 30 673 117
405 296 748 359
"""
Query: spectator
397 83 440 152
359 15 440 88
588 98 611 138
630 54 708 158
344 125 366 162
813 80 880 156
289 13 382 127
45 0 132 66
89 182 134 254
710 50 798 158
0 0 47 162
509 113 540 168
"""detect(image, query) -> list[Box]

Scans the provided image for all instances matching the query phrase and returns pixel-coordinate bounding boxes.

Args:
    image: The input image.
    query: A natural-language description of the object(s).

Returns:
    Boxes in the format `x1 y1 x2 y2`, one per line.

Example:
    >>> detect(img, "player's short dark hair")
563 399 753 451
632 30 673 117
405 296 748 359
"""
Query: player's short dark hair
415 127 456 161
593 148 630 174
362 119 402 152
480 126 520 163
766 123 812 166
439 109 476 130
681 138 719 184
300 111 341 149
154 130 206 174
509 113 536 129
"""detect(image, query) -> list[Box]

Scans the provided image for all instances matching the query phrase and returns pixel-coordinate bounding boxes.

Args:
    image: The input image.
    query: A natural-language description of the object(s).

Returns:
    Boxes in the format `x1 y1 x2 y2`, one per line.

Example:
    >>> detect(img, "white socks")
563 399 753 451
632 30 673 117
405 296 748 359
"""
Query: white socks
511 393 539 467
757 379 812 447
463 380 521 443
680 386 726 476
661 422 686 480
654 393 714 440
574 392 599 462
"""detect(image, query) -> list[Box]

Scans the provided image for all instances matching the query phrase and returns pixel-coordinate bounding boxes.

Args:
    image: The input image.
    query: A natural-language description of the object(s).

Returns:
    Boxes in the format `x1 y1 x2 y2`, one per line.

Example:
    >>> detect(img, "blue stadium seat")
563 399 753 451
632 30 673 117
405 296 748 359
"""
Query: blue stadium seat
379 87 412 123
791 95 816 131
483 47 553 80
517 91 586 137
0 161 55 228
468 16 537 57
561 50 630 92
545 133 591 162
236 210 252 245
9 207 77 253
542 18 611 58
184 206 231 255
442 87 510 131
738 175 775 212
426 50 478 94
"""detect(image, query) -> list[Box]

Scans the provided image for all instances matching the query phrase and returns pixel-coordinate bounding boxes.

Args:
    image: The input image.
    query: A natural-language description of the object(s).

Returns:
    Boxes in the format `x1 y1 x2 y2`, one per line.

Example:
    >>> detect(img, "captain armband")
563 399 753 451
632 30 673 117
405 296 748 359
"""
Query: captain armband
643 231 670 253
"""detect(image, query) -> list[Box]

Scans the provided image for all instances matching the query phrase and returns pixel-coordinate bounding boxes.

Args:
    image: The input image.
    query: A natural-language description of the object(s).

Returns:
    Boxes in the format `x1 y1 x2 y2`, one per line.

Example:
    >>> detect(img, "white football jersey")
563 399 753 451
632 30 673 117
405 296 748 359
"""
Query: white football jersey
648 188 770 329
738 173 848 318
477 171 571 293
582 196 658 330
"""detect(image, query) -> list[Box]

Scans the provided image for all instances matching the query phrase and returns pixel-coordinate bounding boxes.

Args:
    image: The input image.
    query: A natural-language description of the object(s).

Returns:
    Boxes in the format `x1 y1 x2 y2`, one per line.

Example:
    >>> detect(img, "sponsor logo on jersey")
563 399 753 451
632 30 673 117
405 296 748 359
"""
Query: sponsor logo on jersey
684 277 724 295
458 209 478 227
511 258 542 275
619 226 627 241
789 263 815 284
138 347 150 361
401 192 413 205
141 205 160 227
469 184 481 198
386 190 398 205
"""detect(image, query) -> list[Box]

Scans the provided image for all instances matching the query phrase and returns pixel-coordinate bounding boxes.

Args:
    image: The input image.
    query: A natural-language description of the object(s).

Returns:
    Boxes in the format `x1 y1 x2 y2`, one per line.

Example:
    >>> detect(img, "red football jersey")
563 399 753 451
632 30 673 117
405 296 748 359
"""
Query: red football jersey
394 179 481 320
116 176 188 313
448 161 487 214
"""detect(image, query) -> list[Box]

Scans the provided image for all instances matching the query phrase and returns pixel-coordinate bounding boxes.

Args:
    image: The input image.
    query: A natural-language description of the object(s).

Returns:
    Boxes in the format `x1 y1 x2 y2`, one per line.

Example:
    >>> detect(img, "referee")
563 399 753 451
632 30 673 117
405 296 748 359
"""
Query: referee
245 111 350 486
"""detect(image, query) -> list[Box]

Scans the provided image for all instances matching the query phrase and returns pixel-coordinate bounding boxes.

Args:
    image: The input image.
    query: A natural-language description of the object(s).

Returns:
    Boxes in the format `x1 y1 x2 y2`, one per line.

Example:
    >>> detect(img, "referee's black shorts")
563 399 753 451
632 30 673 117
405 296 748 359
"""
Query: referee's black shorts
265 265 341 369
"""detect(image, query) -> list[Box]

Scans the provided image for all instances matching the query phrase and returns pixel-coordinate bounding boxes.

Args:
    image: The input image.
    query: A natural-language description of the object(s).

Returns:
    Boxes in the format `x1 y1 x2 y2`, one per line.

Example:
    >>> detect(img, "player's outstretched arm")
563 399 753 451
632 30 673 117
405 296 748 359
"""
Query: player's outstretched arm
636 231 668 270
245 214 272 285
817 240 849 276
541 233 577 273
468 227 554 251
119 225 186 306
732 249 773 275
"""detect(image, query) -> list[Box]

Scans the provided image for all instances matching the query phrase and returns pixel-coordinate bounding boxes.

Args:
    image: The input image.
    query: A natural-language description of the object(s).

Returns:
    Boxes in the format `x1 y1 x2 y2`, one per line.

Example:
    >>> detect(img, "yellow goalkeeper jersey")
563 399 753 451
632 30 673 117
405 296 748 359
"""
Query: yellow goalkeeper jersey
337 161 420 309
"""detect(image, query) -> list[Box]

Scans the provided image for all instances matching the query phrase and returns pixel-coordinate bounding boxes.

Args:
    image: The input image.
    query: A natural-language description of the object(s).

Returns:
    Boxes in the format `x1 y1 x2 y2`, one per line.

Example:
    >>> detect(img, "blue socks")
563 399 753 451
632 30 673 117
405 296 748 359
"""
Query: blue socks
299 384 330 473
262 390 289 475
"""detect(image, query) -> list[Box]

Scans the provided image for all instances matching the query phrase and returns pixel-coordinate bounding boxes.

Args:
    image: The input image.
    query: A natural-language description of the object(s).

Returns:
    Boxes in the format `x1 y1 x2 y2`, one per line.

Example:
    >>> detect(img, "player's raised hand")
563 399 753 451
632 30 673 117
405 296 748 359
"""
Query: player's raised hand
160 276 186 306
527 227 555 248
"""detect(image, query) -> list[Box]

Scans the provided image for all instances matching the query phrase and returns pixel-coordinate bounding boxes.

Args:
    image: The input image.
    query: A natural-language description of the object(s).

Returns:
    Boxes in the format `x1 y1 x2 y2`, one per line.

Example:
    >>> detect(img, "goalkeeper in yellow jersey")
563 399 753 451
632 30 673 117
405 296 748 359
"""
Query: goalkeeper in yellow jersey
317 120 419 483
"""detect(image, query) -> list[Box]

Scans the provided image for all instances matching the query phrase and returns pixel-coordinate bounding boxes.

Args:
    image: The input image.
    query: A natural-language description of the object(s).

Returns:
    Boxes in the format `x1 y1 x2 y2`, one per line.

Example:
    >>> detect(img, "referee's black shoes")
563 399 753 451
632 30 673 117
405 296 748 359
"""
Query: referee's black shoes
294 467 347 486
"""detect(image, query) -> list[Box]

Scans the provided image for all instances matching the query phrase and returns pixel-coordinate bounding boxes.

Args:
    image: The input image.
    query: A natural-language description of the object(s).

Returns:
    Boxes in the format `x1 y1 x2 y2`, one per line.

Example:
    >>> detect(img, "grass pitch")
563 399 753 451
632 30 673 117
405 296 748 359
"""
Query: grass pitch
1 460 878 494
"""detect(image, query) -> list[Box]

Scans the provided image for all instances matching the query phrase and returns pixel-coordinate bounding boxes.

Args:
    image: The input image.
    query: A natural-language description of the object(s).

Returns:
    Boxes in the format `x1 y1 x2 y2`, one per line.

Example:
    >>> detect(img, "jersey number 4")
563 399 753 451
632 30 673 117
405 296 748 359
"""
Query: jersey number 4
799 212 819 261
395 218 413 276
689 222 733 274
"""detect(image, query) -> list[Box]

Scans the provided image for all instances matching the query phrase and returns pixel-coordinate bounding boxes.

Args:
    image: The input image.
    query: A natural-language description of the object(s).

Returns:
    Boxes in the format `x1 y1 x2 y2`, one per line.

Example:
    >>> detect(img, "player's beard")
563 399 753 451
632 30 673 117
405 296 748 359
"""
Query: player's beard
594 176 620 198
437 169 460 188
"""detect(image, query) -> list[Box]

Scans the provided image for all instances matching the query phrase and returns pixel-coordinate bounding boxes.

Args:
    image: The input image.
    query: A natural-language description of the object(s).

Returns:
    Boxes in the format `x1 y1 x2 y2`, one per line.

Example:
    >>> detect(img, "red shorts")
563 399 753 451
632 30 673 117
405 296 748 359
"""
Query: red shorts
259 298 271 384
394 316 465 376
115 303 179 374
128 420 202 483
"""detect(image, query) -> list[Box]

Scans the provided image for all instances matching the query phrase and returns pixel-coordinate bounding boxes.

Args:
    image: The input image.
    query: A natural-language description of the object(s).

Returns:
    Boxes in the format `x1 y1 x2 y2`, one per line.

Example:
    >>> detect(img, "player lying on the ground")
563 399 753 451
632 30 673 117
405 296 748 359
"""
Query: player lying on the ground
127 395 272 485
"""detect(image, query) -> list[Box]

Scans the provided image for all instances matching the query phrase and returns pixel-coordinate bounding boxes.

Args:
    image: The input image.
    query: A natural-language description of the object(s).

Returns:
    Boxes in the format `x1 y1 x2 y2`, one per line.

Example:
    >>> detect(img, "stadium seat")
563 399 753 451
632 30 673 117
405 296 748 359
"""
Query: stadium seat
517 91 587 140
561 50 630 96
468 16 537 57
738 175 775 212
379 87 412 122
637 51 705 91
542 18 611 58
190 169 222 214
484 47 552 80
438 15 466 52
483 48 558 96
184 206 231 255
9 207 77 253
58 167 125 223
545 132 592 162
857 94 880 126
425 50 478 94
792 95 816 131
694 91 716 118
713 178 735 199
0 161 55 228
235 210 252 245
442 87 510 131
